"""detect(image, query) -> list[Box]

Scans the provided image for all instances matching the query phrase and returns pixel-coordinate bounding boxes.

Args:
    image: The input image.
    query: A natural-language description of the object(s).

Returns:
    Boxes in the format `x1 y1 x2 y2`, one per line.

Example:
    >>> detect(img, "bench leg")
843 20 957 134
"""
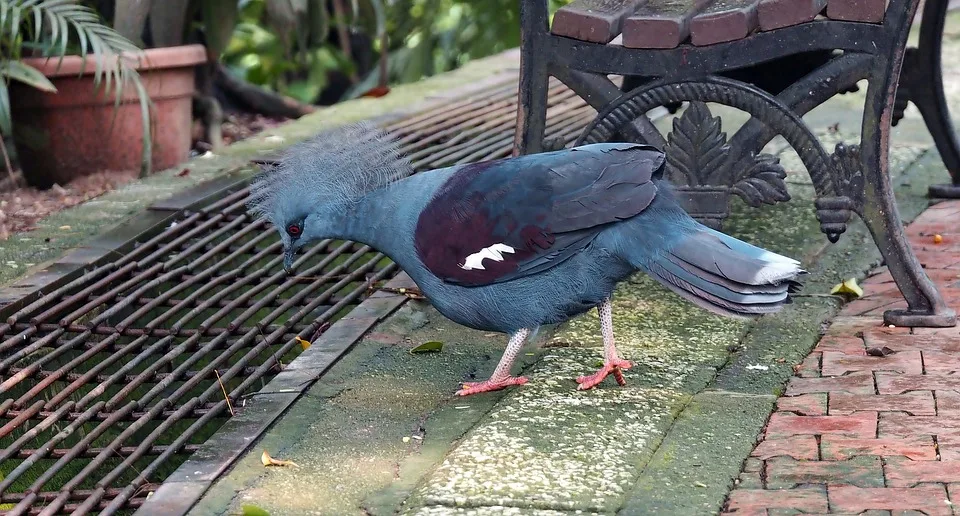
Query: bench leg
908 0 960 198
514 58 549 157
513 1 550 157
859 74 957 327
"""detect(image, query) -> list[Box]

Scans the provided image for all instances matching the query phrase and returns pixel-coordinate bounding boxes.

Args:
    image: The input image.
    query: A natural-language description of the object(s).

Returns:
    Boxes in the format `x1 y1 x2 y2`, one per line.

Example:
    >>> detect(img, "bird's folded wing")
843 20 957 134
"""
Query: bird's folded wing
414 143 664 286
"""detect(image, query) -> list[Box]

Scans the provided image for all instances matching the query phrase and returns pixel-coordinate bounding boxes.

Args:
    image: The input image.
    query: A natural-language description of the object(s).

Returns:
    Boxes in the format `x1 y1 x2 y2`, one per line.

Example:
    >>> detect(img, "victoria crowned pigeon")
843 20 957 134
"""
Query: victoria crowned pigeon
247 123 804 396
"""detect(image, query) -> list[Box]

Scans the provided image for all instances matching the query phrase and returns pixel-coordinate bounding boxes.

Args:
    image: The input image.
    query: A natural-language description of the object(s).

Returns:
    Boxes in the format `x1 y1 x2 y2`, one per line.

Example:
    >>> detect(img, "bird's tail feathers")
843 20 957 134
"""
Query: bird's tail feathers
641 226 805 320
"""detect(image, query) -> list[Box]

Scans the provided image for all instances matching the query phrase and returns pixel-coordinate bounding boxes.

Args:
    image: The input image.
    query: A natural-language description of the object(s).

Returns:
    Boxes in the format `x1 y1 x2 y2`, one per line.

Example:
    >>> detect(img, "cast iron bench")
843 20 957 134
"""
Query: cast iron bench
514 0 960 328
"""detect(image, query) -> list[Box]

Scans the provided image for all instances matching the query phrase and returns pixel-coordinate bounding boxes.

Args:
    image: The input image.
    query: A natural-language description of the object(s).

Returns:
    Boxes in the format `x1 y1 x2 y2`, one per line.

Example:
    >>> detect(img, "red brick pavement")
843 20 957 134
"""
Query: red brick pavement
724 200 960 515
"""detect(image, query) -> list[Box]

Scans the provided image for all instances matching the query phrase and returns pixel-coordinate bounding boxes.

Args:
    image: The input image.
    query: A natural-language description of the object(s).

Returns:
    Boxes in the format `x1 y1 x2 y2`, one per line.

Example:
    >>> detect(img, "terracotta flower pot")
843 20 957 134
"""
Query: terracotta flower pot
11 44 208 189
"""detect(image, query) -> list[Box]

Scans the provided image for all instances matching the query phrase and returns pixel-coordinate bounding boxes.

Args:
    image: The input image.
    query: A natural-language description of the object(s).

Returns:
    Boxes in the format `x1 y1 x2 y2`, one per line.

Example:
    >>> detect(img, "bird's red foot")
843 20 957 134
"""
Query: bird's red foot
456 376 529 396
576 359 633 390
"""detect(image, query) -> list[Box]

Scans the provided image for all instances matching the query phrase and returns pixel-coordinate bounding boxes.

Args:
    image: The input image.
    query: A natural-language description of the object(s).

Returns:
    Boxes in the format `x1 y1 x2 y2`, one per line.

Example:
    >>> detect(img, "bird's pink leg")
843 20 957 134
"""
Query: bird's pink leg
577 299 632 390
457 328 530 396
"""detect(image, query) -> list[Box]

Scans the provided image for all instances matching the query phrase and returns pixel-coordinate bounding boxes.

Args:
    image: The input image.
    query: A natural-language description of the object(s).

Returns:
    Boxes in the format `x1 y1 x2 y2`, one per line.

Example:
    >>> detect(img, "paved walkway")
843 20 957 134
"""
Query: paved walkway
187 32 960 512
725 200 960 515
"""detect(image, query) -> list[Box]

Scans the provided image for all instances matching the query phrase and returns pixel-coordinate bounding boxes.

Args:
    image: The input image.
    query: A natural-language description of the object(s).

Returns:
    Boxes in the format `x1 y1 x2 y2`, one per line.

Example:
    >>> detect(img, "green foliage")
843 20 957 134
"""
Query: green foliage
374 0 573 87
222 0 350 102
223 0 573 104
222 0 353 103
0 0 153 176
241 505 271 516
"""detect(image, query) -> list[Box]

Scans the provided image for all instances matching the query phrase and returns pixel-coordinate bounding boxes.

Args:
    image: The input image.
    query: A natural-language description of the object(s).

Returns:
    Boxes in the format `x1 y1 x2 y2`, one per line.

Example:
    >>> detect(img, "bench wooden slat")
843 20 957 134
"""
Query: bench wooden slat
690 0 761 46
757 0 826 30
621 0 713 48
826 0 888 22
551 0 649 43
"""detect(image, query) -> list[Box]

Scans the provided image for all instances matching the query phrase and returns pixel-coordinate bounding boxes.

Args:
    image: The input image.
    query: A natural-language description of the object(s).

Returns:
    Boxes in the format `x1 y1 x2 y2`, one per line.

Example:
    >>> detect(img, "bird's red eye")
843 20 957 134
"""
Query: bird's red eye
287 224 301 236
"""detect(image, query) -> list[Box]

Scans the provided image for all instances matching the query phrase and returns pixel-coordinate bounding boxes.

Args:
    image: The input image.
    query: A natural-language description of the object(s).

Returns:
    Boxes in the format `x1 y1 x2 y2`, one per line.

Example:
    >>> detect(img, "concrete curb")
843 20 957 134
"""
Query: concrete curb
137 273 419 515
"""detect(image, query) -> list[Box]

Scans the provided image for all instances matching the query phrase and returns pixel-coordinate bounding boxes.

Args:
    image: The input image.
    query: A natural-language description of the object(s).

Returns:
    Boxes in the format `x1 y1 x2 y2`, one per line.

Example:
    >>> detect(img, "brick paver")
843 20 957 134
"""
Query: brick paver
724 200 960 515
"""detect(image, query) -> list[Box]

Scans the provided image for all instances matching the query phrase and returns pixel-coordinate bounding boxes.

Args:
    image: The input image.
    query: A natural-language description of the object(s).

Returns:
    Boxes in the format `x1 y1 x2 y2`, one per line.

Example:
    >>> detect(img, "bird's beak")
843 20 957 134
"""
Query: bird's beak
283 247 297 274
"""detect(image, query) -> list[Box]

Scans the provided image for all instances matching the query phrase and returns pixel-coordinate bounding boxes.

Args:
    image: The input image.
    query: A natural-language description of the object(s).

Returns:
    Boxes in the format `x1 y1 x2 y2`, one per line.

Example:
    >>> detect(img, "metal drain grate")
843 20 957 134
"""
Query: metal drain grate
0 77 595 514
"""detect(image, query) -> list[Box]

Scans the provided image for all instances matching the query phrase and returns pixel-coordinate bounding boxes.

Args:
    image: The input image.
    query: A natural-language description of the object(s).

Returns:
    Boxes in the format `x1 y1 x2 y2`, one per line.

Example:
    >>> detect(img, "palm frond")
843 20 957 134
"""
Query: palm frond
0 78 10 136
0 0 154 177
1 59 57 91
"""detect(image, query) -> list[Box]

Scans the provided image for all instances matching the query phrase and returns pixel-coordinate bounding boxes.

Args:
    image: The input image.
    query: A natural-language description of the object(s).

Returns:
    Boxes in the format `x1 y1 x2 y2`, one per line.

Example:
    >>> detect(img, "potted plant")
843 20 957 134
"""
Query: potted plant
97 0 320 151
100 0 234 149
2 0 206 189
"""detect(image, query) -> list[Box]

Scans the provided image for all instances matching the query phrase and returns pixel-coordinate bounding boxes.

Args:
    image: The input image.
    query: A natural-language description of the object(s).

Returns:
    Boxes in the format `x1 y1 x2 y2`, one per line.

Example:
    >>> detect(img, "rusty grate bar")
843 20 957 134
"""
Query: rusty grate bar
0 75 597 515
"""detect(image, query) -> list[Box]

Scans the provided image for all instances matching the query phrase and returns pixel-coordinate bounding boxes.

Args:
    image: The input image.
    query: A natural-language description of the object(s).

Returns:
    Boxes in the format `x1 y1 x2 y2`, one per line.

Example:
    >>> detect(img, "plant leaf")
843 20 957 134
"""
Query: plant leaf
1 2 9 39
130 73 152 177
830 278 864 298
9 1 22 47
0 79 10 136
410 341 443 354
241 504 271 516
2 60 56 92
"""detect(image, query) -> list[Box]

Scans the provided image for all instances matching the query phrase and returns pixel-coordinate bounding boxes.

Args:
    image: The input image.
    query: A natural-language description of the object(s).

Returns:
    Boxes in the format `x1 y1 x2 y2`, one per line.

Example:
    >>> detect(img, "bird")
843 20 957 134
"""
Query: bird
247 122 804 396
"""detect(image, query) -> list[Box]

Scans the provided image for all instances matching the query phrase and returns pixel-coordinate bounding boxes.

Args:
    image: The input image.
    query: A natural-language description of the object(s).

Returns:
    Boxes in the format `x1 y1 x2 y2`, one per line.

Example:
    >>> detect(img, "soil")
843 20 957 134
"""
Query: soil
0 169 138 240
1 111 290 242
191 112 289 150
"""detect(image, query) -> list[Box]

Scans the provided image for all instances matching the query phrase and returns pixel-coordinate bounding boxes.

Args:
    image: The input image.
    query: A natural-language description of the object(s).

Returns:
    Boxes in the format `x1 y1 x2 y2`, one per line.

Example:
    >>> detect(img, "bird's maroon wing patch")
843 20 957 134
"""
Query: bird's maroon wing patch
414 144 663 286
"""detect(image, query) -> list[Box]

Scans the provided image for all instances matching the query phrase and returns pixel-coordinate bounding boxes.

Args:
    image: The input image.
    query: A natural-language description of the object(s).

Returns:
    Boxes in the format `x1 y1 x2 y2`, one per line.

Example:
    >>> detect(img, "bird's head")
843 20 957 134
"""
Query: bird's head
277 210 313 273
246 122 411 273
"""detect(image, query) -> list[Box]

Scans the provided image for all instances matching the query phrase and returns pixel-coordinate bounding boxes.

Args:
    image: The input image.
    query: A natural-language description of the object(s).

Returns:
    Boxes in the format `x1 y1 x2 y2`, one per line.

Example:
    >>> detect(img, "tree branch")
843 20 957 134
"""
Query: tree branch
214 63 316 119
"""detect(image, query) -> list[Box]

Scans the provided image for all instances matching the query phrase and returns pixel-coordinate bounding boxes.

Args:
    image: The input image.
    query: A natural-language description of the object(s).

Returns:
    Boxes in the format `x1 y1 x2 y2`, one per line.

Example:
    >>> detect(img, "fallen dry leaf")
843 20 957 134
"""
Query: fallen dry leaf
866 346 896 357
830 278 864 299
261 450 298 468
360 85 391 98
295 336 311 350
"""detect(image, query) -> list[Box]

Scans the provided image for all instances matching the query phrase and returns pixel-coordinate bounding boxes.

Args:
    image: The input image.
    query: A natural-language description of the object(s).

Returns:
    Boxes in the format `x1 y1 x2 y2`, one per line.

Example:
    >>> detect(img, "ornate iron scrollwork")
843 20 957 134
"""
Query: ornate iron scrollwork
663 102 730 187
811 143 863 238
733 154 791 208
663 102 789 208
831 143 865 207
575 76 853 242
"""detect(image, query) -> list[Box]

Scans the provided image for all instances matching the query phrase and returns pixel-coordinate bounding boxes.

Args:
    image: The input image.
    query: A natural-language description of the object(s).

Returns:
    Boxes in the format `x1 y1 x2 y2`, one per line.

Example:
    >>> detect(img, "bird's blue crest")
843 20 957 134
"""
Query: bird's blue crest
246 122 412 225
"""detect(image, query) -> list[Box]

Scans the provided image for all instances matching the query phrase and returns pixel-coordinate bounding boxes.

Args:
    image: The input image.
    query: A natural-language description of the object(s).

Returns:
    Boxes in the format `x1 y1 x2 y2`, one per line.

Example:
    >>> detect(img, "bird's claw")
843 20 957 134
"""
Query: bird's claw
576 359 632 390
456 376 529 396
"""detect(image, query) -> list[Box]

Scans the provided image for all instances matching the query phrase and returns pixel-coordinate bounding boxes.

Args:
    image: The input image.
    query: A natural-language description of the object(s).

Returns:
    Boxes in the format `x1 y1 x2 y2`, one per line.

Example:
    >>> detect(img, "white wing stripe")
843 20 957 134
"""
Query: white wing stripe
460 243 516 270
